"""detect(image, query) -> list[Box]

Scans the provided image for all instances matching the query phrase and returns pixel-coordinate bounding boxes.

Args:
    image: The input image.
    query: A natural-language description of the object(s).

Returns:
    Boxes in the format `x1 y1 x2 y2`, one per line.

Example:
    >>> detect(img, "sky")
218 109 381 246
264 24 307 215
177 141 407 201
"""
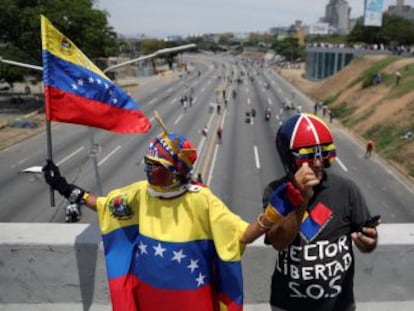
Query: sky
95 0 412 38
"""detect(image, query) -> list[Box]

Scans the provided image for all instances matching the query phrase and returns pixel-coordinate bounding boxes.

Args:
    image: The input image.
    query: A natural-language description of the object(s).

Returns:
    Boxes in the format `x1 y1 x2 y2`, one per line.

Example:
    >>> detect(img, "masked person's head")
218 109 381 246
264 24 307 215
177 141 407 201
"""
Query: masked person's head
144 132 197 190
275 113 336 179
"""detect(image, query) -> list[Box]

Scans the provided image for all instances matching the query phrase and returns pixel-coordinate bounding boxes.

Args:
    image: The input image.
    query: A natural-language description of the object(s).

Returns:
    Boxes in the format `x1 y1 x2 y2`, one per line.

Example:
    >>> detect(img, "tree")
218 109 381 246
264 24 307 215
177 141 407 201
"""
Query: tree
272 37 304 62
0 0 118 68
347 13 414 47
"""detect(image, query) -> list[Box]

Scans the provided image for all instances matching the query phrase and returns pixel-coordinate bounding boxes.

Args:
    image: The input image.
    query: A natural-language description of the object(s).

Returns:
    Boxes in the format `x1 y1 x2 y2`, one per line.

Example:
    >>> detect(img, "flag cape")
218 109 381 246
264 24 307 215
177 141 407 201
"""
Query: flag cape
40 15 151 133
96 181 248 311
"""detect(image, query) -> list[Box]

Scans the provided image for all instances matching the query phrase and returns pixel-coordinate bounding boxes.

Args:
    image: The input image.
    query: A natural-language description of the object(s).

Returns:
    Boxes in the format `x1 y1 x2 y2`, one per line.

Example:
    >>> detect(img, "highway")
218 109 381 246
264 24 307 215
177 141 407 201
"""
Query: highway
0 52 414 307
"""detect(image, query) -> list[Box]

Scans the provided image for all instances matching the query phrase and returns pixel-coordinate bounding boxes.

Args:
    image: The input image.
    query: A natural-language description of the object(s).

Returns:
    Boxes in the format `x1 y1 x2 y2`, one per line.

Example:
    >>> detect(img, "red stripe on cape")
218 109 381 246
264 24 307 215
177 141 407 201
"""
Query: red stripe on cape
108 274 242 311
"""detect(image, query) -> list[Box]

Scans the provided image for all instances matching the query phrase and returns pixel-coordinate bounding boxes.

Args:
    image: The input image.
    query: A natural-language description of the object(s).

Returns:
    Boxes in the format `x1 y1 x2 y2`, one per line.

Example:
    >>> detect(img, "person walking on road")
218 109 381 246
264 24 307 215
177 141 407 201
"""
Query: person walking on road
395 71 401 86
365 139 375 158
217 127 223 144
262 113 379 311
42 113 288 311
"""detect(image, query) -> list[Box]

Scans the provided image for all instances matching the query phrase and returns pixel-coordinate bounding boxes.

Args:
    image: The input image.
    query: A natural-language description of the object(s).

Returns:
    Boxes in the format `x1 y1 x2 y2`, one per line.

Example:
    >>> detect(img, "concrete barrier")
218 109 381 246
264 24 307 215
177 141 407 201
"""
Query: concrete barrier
0 224 109 308
1 223 414 311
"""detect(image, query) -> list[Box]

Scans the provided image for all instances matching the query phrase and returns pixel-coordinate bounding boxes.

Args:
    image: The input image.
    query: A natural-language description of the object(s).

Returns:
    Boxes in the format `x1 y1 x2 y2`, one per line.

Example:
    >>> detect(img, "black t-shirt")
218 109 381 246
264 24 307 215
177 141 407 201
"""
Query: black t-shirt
262 172 370 311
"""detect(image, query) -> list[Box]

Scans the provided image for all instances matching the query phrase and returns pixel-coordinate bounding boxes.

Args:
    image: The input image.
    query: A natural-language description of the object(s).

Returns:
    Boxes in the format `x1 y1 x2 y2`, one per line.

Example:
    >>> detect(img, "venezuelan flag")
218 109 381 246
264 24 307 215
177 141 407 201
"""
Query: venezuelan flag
40 15 151 133
96 182 246 311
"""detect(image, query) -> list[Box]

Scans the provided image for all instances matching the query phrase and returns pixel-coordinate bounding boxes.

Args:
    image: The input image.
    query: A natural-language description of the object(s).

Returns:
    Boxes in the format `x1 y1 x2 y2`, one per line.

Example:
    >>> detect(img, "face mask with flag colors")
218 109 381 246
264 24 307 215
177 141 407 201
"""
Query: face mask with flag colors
40 15 151 134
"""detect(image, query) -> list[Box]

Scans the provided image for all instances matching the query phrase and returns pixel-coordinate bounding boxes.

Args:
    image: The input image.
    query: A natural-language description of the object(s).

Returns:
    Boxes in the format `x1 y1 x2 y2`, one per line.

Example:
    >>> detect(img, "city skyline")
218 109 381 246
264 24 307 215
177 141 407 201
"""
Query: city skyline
95 0 412 38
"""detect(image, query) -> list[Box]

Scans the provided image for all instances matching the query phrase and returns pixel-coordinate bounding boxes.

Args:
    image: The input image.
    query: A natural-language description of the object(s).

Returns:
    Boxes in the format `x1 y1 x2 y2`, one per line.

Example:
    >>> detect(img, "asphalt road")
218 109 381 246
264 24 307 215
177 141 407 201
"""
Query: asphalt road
0 52 413 307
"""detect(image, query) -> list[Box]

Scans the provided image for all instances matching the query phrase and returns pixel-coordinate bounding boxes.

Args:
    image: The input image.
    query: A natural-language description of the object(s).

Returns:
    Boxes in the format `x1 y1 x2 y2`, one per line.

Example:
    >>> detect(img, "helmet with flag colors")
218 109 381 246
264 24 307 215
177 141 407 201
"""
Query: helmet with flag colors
275 113 336 174
145 132 197 183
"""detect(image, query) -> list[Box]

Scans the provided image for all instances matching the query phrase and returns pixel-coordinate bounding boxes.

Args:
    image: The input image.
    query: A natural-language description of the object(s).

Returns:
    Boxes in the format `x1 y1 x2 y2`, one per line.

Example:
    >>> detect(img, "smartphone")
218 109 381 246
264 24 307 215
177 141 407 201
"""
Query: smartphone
359 215 381 232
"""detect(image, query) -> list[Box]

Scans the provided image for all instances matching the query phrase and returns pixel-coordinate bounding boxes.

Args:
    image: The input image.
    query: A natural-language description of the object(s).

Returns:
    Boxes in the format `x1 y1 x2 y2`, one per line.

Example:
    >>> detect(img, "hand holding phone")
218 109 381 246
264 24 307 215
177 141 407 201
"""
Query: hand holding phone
359 215 381 232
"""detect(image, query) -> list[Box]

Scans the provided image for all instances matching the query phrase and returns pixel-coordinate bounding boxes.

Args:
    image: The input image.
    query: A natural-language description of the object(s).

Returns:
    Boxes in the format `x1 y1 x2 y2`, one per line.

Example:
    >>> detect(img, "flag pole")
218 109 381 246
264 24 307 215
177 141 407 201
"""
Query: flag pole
45 120 55 207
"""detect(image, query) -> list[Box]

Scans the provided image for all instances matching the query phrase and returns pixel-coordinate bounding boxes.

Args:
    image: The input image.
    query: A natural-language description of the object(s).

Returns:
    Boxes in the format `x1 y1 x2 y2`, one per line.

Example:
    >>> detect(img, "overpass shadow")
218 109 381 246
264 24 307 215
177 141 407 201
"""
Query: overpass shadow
75 224 108 311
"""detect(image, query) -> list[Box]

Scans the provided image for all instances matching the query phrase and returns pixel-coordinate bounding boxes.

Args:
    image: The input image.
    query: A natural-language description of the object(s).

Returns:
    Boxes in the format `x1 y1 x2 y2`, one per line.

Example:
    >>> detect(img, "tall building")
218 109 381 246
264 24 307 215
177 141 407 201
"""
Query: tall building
387 0 414 24
323 0 351 34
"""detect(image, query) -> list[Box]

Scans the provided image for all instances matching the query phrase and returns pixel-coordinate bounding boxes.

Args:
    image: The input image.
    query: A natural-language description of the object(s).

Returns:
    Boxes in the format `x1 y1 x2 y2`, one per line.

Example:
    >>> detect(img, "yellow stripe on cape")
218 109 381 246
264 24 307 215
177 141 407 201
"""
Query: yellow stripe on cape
96 181 248 261
40 15 107 79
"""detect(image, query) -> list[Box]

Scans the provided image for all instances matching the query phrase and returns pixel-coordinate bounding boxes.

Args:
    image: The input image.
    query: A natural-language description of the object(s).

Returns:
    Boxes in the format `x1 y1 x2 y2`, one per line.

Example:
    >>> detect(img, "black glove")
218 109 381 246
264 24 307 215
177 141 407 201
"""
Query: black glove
42 160 85 204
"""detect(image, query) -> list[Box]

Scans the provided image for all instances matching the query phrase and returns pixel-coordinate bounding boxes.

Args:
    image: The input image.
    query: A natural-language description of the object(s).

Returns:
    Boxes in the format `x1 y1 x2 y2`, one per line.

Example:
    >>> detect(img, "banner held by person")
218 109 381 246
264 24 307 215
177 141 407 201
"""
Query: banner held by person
41 15 151 134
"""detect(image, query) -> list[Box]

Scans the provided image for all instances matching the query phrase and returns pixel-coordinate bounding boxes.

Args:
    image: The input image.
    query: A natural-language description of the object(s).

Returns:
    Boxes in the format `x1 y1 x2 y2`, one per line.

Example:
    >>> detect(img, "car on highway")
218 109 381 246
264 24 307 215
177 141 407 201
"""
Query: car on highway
0 81 11 91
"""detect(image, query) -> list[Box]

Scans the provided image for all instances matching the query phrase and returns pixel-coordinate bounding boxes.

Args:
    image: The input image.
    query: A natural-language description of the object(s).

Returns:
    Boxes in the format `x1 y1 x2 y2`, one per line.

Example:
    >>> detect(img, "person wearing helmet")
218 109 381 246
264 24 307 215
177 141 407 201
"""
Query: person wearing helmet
262 113 379 311
42 114 283 311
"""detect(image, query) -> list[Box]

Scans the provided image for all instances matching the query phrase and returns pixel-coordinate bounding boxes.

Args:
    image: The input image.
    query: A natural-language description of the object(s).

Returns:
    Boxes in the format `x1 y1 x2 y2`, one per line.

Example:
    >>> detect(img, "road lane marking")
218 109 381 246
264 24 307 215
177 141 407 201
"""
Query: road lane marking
56 146 85 166
98 145 121 166
11 156 32 168
207 144 220 187
254 145 261 169
174 114 183 125
335 157 348 172
220 110 227 129
148 97 158 105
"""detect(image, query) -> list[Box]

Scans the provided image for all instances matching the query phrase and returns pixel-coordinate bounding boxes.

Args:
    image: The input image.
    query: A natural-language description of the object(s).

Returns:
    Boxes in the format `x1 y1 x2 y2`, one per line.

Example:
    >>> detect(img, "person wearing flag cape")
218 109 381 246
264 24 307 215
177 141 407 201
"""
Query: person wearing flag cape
42 110 294 311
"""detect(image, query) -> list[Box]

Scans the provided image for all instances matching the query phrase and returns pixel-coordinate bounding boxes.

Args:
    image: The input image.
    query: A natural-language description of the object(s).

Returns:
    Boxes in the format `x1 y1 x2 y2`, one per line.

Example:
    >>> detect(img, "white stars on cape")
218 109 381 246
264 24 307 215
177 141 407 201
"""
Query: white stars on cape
153 242 167 257
195 272 206 286
187 259 199 273
171 249 187 263
138 241 147 254
136 240 206 287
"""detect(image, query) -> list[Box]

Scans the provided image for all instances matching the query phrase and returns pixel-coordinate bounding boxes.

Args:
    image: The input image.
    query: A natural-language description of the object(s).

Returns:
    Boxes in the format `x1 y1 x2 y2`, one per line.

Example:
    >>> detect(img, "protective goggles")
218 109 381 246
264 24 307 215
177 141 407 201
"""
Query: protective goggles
291 144 336 165
144 157 165 168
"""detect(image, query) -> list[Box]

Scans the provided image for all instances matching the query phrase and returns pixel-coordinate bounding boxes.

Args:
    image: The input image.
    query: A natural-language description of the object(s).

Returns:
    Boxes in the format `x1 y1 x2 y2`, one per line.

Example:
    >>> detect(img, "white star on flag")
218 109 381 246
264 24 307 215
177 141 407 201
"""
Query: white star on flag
138 241 147 254
153 242 167 257
88 76 94 84
71 83 78 90
195 272 206 287
171 249 187 263
96 78 102 85
187 259 199 273
77 79 84 86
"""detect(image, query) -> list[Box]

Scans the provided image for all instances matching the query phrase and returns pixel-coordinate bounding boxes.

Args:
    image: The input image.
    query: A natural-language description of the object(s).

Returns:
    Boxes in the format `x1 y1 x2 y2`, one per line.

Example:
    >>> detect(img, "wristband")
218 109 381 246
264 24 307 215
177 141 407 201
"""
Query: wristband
257 213 272 231
264 205 283 224
82 192 90 204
